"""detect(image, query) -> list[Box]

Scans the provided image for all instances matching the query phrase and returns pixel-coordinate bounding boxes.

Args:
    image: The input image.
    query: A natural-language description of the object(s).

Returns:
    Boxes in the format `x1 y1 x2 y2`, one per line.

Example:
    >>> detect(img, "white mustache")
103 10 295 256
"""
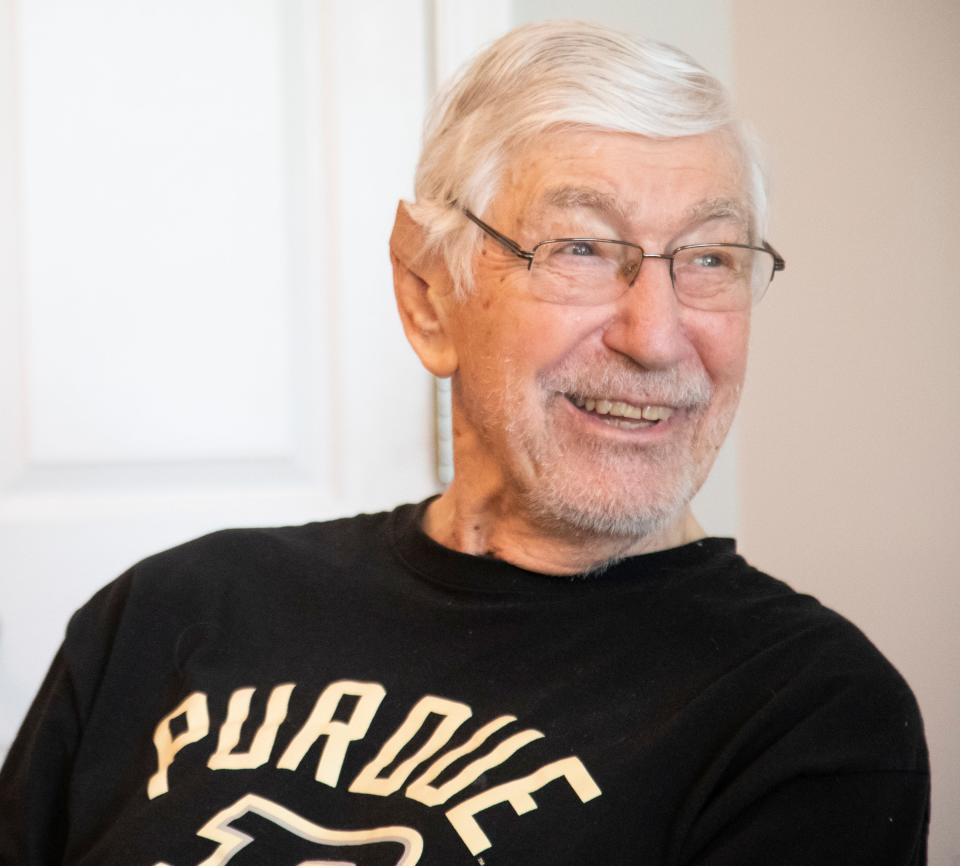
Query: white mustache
543 356 713 410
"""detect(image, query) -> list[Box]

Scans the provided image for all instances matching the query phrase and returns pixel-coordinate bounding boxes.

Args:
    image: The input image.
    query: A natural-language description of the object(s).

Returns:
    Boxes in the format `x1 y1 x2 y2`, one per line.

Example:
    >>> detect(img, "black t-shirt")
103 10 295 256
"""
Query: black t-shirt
0 503 929 864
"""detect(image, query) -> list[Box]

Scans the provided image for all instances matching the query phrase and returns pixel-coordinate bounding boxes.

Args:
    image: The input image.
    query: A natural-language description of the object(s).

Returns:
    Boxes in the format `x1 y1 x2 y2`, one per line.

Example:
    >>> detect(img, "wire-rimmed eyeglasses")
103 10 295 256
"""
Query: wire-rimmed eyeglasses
462 208 785 312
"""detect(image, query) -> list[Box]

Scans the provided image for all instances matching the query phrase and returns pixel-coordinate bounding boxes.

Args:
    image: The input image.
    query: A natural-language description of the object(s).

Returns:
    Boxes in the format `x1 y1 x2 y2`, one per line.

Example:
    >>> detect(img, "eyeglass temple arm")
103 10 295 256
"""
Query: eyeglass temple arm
462 208 535 265
763 241 786 274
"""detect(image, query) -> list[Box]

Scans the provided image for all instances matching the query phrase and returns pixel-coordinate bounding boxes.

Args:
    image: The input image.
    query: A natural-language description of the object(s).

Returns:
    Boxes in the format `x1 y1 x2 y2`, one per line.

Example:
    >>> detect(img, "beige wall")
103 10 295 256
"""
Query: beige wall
732 2 960 861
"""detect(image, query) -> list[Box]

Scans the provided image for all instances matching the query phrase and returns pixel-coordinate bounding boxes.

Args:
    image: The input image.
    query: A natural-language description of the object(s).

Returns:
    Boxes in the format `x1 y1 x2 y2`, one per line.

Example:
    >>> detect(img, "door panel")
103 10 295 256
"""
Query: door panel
0 0 447 754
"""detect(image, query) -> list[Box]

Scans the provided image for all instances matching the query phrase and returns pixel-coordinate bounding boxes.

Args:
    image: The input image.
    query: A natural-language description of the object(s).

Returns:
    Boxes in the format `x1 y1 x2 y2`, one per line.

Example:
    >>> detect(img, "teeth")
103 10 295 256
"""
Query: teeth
569 394 675 422
642 405 674 421
613 401 645 420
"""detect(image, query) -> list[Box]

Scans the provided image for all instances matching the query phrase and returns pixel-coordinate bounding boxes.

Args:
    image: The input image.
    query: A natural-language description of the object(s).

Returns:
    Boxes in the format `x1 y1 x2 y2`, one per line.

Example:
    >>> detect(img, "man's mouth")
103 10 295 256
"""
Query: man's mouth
565 393 675 427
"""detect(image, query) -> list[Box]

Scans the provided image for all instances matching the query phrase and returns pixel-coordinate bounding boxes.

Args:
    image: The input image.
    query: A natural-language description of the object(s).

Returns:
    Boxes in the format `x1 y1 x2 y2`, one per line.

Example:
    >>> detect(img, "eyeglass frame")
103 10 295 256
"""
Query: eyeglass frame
461 208 786 303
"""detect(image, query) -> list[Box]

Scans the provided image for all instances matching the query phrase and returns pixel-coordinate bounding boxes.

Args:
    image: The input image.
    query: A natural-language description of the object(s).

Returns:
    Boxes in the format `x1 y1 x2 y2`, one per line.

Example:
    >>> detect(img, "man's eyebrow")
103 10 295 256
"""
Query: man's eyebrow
684 197 752 230
538 188 754 239
540 185 630 221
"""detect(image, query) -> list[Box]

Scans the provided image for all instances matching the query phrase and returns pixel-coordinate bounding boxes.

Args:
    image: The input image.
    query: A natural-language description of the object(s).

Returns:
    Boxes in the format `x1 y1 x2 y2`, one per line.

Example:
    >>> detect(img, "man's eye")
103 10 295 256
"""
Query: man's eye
560 241 597 256
692 251 729 268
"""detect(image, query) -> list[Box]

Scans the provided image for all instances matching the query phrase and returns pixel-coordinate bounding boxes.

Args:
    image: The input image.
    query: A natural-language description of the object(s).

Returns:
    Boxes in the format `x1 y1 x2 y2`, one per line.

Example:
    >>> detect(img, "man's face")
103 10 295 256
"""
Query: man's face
442 128 752 539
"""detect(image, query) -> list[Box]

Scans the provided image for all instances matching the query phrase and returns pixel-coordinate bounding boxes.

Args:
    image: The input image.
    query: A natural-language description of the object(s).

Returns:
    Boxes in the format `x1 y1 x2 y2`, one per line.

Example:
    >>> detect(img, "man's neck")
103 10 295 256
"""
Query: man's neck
422 486 706 576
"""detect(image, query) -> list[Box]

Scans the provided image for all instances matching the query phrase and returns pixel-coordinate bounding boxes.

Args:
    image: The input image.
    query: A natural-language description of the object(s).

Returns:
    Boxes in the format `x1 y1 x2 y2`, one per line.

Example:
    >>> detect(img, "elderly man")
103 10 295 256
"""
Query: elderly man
0 21 928 866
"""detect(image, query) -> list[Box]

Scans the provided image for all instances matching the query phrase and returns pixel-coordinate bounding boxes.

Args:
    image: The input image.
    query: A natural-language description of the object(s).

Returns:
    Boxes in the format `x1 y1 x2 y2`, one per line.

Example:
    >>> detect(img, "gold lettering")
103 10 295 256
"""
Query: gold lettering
407 718 544 807
445 756 602 855
208 683 294 771
349 695 472 796
147 691 210 799
277 680 385 786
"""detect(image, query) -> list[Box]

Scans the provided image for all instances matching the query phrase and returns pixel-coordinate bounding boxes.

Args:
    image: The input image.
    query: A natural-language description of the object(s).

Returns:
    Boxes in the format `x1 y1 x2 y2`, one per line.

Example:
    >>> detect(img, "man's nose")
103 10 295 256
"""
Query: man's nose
600 257 692 370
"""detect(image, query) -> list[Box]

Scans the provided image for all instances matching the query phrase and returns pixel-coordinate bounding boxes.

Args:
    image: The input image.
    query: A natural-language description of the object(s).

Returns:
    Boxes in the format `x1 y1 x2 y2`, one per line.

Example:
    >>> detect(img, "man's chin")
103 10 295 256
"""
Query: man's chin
521 477 696 543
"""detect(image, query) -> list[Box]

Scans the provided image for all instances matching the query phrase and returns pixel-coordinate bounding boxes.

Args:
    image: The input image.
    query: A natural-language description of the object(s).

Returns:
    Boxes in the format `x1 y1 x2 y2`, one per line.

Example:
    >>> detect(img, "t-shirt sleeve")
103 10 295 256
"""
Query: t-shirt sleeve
0 646 78 864
684 769 929 865
676 612 931 866
0 573 131 865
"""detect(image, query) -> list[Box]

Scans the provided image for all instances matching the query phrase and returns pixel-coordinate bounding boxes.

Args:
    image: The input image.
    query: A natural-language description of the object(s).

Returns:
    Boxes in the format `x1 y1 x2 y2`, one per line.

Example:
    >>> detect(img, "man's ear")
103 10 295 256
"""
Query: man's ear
390 200 459 378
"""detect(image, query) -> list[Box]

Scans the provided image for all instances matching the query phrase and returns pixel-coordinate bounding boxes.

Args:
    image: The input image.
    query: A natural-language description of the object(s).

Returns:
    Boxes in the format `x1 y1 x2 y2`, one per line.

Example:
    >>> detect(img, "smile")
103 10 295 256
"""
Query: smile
565 394 675 425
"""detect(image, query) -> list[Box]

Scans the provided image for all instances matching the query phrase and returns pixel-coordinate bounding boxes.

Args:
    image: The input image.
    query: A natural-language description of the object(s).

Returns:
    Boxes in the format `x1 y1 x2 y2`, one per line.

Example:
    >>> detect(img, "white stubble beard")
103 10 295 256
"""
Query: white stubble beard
500 353 736 541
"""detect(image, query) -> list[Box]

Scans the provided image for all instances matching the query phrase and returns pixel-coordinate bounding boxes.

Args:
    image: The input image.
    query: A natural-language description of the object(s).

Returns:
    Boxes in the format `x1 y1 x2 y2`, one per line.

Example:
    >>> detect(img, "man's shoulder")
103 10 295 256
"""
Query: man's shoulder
134 507 396 578
71 506 407 631
721 554 910 677
706 554 926 766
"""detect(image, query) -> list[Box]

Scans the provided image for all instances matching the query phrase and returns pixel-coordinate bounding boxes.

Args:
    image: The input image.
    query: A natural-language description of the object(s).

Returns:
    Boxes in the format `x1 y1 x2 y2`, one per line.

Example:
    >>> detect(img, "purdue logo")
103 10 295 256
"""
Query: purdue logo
149 680 602 856
153 793 423 865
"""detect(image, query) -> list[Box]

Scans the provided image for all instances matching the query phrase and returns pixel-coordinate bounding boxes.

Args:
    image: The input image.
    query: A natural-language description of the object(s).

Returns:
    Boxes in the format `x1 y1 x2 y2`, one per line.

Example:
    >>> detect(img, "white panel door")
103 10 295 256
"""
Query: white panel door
0 0 440 754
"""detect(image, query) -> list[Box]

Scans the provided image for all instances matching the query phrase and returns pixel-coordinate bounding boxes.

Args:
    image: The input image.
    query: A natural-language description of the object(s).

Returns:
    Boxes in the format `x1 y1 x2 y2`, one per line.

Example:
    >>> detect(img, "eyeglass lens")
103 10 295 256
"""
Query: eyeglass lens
529 240 775 311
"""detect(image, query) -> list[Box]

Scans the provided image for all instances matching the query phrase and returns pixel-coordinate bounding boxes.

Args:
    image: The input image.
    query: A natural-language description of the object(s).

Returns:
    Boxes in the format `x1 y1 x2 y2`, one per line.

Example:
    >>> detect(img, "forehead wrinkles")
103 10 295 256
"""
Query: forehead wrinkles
524 183 751 239
498 132 754 237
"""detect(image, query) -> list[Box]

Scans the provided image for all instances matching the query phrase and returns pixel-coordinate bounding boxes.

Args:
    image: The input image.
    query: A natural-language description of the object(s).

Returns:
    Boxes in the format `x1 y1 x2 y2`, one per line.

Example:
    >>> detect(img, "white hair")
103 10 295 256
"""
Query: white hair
410 20 768 293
